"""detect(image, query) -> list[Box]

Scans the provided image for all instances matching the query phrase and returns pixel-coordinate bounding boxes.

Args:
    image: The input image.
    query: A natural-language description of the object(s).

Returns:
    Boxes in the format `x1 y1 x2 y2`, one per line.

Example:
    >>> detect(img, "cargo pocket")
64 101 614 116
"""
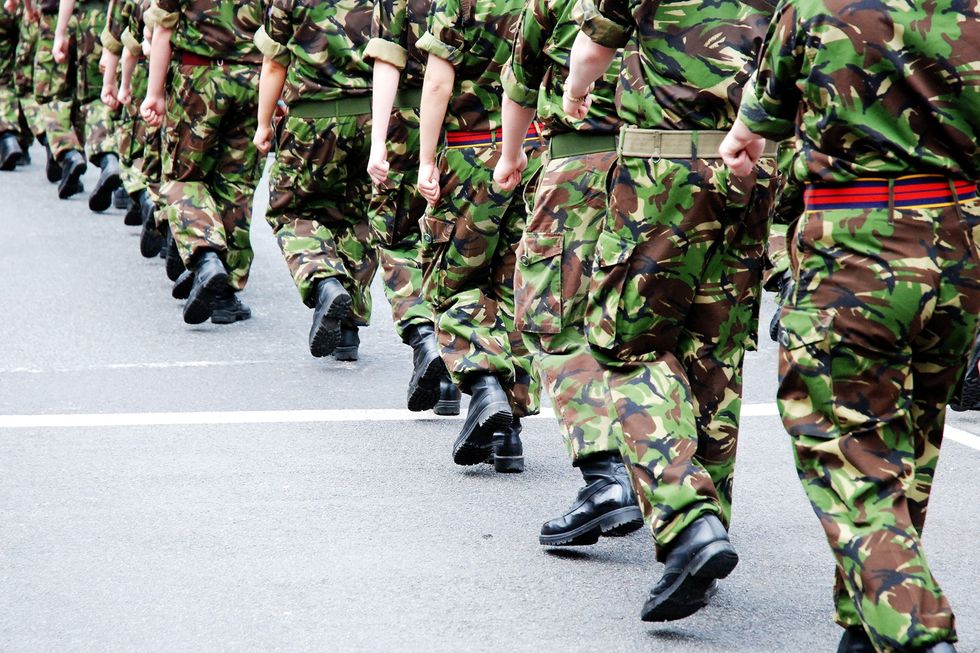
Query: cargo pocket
777 307 837 434
419 214 456 307
515 233 563 334
585 230 636 351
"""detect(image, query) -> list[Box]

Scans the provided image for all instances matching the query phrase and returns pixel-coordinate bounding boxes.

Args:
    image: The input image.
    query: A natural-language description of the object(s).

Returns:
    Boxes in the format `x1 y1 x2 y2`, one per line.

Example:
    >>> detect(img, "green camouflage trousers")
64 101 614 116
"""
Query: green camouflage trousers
0 7 26 143
118 64 152 196
588 155 773 558
420 141 543 416
516 149 622 461
266 113 377 324
778 198 980 653
162 62 260 291
369 107 436 339
13 15 41 141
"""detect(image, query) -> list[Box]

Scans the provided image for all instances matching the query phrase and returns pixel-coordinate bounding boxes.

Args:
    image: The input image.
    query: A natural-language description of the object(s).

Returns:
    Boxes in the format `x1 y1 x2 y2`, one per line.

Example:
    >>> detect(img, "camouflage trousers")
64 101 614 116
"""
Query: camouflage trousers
266 112 377 324
778 196 980 653
162 62 260 291
516 149 622 462
118 65 153 197
588 155 772 558
369 108 436 339
14 16 41 142
420 141 543 416
0 8 27 145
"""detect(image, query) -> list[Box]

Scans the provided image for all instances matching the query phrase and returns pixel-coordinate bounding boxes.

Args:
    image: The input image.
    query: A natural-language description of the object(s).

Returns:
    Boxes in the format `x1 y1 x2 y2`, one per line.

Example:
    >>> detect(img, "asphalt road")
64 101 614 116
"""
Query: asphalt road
1 145 978 652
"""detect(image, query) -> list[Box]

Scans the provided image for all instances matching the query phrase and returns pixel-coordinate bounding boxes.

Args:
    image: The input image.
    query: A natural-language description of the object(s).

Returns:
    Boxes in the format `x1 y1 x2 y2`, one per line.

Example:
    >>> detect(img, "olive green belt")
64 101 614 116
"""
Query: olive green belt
394 88 423 109
548 131 618 159
290 96 371 119
618 128 777 159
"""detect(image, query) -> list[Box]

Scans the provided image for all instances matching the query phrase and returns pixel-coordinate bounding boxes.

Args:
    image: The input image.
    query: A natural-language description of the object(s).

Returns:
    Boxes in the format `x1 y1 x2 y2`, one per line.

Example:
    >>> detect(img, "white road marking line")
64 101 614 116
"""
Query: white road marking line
0 404 977 452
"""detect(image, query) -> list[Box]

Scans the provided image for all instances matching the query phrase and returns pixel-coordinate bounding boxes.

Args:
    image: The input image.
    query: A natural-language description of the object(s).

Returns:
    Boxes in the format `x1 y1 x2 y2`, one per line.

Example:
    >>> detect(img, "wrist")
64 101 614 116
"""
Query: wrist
563 81 593 104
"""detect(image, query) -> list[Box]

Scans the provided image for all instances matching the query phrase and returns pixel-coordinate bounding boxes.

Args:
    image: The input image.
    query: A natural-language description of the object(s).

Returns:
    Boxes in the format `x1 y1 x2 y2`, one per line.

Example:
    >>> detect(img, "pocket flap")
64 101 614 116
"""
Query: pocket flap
518 233 563 267
420 215 455 245
594 230 636 268
777 308 834 350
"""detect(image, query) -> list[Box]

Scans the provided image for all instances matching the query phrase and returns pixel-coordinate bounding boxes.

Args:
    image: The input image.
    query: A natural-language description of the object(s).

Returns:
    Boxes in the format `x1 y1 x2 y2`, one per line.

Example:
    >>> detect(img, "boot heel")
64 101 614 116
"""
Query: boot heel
493 455 524 474
433 398 460 416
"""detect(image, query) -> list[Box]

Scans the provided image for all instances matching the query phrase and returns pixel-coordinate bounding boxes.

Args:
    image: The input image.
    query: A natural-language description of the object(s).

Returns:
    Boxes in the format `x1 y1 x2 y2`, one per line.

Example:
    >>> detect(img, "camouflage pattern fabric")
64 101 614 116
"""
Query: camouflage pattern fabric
516 150 623 461
778 200 979 652
0 6 24 138
33 15 78 158
146 0 262 64
161 62 260 290
421 143 543 416
13 13 41 144
255 0 372 105
369 108 435 339
588 155 773 556
265 114 378 325
416 0 527 132
365 0 429 89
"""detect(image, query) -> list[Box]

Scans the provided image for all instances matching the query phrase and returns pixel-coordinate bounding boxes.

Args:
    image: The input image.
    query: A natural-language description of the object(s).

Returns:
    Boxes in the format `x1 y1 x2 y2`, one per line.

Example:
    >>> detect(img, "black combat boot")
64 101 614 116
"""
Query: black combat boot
166 235 186 281
539 452 643 545
16 149 30 166
88 152 122 212
950 334 980 411
452 374 512 465
123 189 144 226
0 132 23 170
211 287 251 324
491 416 524 473
309 277 352 357
113 186 131 210
138 192 165 257
433 378 461 416
769 269 795 342
43 138 62 183
57 150 87 199
182 250 228 325
159 226 170 259
836 626 874 653
405 323 446 411
640 514 738 622
334 325 360 361
172 269 193 300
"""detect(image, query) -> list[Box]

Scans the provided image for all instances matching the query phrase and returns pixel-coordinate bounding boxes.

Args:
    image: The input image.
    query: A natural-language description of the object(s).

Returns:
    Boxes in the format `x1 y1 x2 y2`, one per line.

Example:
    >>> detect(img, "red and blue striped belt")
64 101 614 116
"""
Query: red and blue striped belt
804 175 978 211
445 124 541 149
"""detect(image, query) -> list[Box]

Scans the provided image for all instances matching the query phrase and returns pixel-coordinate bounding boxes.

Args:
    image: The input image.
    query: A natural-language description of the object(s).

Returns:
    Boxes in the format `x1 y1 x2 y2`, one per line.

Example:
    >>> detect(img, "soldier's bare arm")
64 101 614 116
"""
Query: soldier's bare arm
117 45 136 105
493 96 534 191
253 56 286 156
52 0 75 62
139 23 172 126
367 59 400 186
564 32 614 120
416 53 454 205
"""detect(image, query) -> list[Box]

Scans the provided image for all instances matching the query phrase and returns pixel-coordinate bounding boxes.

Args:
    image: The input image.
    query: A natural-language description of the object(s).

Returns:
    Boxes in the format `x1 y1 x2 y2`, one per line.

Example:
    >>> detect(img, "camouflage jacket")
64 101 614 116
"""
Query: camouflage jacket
255 0 372 104
145 0 262 64
578 0 775 131
416 0 525 132
101 0 126 55
121 0 148 56
740 0 980 182
364 0 429 91
502 0 620 137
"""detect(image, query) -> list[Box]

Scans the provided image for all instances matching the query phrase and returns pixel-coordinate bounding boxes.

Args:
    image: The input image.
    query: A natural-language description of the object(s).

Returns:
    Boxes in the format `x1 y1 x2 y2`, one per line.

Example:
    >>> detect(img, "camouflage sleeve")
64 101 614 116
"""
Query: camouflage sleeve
364 0 408 69
575 0 630 49
502 0 554 108
416 0 465 66
101 0 125 55
738 2 804 140
144 0 178 30
254 0 292 66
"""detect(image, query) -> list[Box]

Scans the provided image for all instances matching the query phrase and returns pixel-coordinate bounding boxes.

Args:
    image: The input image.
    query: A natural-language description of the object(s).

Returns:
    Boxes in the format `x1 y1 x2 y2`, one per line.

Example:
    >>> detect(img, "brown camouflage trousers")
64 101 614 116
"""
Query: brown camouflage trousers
420 142 543 416
588 155 773 558
778 197 980 653
161 62 260 291
266 113 377 325
369 108 436 339
14 16 41 142
516 149 622 462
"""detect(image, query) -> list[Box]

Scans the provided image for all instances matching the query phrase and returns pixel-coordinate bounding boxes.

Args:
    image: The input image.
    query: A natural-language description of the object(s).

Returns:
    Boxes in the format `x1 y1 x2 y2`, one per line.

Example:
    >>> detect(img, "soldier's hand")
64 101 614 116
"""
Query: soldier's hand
367 144 389 186
101 84 120 110
720 118 765 177
562 83 593 121
418 162 441 205
53 31 69 64
253 124 274 156
3 0 16 13
140 95 165 127
118 84 132 106
493 151 527 192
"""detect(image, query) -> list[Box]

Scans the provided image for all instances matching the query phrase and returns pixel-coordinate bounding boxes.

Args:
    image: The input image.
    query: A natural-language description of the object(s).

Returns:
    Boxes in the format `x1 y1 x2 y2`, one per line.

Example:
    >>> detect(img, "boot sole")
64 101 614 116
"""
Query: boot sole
493 454 524 474
58 163 87 199
452 402 512 466
640 541 739 622
211 307 251 325
182 271 228 325
124 204 143 226
432 398 461 416
539 505 644 546
0 151 22 171
334 344 359 361
139 220 164 258
46 162 61 183
407 354 447 412
309 294 352 358
88 172 122 212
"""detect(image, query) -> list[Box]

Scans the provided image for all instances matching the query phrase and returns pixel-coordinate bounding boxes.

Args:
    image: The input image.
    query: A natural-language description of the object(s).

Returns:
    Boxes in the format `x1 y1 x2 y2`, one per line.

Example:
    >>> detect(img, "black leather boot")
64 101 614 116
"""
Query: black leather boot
138 192 164 257
172 269 193 300
113 186 131 210
836 626 874 653
124 189 144 226
452 374 512 465
182 250 228 325
640 514 738 622
539 452 643 546
0 132 23 170
405 323 446 411
211 287 251 324
159 226 170 259
769 269 795 342
44 139 62 183
334 326 360 361
309 278 352 357
57 150 87 199
16 148 30 166
433 378 461 416
491 417 524 473
88 152 122 212
166 235 186 281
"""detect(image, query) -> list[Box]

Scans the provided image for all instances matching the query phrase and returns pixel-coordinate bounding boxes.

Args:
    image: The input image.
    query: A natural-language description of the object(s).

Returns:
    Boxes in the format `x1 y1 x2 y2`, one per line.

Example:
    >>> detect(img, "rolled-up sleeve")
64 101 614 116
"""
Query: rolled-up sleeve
145 0 179 30
254 0 292 67
575 0 630 49
417 0 464 65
